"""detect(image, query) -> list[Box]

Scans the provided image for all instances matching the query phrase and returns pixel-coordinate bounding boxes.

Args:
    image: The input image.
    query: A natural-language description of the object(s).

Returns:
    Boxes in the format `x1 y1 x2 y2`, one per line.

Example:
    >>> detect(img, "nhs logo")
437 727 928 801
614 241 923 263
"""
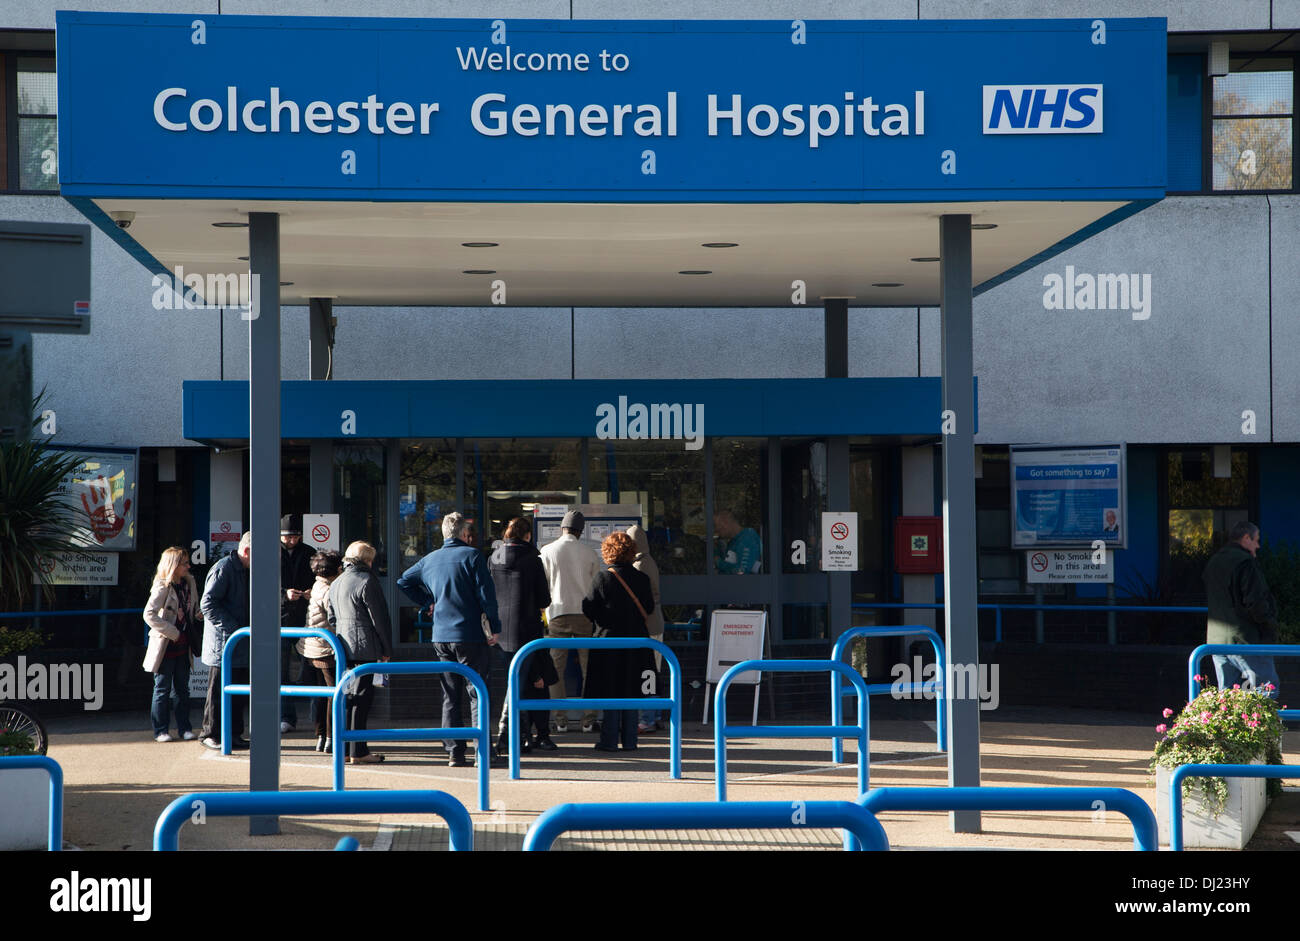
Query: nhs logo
982 85 1103 134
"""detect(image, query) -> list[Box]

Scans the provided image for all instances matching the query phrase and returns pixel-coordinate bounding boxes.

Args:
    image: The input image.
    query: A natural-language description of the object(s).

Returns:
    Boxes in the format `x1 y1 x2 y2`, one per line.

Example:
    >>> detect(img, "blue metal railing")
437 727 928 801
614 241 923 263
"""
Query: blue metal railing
1187 644 1299 721
850 601 1207 643
334 836 361 851
0 607 139 619
507 637 683 781
847 786 1158 851
831 625 946 758
0 754 63 851
221 627 349 755
1168 764 1300 851
522 800 890 851
332 661 491 812
715 659 869 801
152 789 474 851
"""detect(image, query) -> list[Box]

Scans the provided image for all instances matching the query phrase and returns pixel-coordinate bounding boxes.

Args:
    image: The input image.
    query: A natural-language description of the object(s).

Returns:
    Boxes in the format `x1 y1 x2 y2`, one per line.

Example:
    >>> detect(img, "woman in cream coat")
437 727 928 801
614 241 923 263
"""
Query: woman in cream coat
143 546 200 742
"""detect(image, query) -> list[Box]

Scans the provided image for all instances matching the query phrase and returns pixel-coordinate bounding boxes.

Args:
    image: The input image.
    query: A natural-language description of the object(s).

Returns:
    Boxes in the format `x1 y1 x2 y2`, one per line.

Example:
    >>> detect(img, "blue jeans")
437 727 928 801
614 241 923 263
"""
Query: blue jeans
1212 654 1281 699
152 656 192 736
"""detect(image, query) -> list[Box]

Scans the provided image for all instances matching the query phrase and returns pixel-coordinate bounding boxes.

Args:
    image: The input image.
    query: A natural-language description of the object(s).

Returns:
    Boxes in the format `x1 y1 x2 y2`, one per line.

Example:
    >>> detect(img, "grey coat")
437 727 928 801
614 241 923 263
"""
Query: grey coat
328 561 393 662
200 554 249 667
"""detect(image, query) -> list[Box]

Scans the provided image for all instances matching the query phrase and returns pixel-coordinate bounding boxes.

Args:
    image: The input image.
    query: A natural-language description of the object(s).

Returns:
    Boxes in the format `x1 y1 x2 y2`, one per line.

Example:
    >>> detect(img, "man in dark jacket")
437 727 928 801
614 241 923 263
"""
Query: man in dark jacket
279 514 316 732
397 511 502 767
1203 521 1281 698
199 531 252 749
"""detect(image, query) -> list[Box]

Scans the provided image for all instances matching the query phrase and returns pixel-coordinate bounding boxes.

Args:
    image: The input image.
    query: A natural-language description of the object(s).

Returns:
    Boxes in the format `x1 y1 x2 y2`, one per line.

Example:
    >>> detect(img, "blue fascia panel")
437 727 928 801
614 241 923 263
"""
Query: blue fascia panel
182 377 977 441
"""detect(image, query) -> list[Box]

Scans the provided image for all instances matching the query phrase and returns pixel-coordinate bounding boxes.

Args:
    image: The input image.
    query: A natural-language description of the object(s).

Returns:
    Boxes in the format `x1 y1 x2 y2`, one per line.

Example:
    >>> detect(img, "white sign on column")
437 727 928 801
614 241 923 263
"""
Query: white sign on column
821 511 859 572
302 514 341 553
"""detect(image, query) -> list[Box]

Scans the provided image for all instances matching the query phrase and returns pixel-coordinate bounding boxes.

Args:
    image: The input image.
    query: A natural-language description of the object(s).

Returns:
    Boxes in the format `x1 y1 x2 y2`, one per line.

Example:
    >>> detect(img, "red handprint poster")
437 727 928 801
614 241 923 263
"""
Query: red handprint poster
51 447 139 551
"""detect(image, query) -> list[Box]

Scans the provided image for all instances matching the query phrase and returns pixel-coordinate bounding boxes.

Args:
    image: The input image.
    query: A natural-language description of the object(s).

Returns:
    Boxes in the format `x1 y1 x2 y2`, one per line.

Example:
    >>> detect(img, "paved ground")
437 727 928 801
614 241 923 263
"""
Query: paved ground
28 702 1300 851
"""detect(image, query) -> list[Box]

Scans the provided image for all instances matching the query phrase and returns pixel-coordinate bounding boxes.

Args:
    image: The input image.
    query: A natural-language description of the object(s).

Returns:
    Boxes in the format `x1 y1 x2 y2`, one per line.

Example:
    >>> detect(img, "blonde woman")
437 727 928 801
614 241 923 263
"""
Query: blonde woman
143 546 200 742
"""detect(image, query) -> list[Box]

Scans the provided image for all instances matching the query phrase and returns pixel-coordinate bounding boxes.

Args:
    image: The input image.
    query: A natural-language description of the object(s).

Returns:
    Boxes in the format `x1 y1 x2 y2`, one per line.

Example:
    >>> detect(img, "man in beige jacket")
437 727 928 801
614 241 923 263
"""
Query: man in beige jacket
539 510 601 732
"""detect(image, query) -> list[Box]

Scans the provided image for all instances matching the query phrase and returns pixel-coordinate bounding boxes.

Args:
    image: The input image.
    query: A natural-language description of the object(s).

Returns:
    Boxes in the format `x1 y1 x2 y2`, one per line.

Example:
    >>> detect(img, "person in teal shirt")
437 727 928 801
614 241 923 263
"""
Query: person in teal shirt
714 509 762 574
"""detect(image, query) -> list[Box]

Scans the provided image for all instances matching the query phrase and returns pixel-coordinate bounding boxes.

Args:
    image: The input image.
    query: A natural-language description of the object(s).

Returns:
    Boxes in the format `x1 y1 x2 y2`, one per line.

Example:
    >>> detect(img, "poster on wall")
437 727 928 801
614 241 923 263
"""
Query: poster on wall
31 551 119 586
1010 444 1126 549
533 504 644 557
209 520 243 563
49 446 139 551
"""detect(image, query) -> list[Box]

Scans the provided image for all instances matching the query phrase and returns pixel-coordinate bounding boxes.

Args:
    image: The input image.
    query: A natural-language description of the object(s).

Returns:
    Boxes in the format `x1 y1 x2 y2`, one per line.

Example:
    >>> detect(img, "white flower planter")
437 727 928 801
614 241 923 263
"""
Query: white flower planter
1155 760 1266 850
0 766 52 851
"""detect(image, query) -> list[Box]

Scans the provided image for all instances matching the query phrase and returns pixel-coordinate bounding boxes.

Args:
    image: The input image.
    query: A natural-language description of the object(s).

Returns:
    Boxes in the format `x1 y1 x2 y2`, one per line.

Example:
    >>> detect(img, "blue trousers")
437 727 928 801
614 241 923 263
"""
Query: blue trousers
1213 654 1281 699
151 656 192 736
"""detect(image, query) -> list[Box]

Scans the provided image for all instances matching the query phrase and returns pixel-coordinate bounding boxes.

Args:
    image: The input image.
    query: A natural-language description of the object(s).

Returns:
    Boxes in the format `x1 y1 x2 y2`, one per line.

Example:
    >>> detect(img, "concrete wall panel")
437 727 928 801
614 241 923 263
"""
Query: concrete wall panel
918 1 1270 32
1275 0 1300 28
848 307 922 378
6 0 215 31
972 196 1271 445
574 1 914 18
1269 197 1300 441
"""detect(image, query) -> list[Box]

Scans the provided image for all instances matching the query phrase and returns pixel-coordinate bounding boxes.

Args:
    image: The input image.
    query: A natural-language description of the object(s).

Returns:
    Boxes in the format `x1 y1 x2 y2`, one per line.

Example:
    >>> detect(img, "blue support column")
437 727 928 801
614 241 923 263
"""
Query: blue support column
939 214 981 833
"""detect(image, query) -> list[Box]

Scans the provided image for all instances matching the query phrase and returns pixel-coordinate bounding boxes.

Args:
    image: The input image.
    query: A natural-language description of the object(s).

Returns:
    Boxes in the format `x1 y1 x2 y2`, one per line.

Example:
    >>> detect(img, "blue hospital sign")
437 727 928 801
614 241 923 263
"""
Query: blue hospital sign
1010 445 1126 549
56 14 1167 203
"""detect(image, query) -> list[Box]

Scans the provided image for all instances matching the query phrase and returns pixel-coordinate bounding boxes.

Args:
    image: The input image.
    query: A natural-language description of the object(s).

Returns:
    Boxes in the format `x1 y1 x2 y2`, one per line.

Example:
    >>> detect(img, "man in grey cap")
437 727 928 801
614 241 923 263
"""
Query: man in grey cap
539 509 602 732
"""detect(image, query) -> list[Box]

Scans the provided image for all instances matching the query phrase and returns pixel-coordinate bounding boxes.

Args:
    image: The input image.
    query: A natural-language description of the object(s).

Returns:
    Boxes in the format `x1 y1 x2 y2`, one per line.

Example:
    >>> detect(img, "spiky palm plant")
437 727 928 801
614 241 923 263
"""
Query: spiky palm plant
0 404 88 613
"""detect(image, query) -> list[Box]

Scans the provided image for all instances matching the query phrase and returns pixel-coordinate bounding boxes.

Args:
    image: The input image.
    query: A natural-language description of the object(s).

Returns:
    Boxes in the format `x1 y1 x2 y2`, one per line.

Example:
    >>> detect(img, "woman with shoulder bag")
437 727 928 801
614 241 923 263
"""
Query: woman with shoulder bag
582 531 656 753
299 550 343 752
143 546 200 742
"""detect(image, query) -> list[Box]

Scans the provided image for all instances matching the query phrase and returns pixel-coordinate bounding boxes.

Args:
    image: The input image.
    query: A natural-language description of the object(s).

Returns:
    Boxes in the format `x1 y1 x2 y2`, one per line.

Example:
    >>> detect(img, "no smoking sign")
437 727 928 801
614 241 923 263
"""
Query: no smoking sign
302 513 340 553
821 511 858 572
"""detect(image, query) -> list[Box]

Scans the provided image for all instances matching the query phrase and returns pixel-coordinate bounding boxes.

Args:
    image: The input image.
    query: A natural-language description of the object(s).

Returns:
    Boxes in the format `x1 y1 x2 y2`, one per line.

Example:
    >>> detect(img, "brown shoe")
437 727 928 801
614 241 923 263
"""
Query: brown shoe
348 754 385 764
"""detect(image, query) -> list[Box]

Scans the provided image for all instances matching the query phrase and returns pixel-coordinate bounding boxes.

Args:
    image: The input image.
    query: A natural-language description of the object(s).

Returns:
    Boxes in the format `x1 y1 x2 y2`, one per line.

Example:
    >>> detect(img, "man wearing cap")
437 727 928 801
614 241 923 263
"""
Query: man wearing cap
280 514 317 732
539 510 602 732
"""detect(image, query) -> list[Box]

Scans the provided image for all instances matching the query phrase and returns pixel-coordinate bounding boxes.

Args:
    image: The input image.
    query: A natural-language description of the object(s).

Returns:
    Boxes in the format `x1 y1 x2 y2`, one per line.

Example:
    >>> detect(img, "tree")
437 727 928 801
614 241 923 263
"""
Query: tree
1213 92 1293 191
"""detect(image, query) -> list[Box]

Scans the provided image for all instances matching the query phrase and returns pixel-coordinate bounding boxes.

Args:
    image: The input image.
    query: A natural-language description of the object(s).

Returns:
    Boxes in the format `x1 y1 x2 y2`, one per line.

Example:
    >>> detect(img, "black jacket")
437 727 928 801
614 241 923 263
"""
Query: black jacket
1204 543 1279 645
280 541 316 627
489 539 551 653
581 563 656 700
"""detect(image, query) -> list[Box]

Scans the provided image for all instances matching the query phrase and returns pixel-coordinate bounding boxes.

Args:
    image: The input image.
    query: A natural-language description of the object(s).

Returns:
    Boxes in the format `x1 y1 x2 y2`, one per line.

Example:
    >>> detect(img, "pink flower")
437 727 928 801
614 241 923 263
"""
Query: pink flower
1263 682 1275 691
1155 724 1168 733
1221 704 1229 712
1162 708 1174 718
1252 713 1260 720
1233 684 1241 690
1194 674 1203 682
1242 713 1250 721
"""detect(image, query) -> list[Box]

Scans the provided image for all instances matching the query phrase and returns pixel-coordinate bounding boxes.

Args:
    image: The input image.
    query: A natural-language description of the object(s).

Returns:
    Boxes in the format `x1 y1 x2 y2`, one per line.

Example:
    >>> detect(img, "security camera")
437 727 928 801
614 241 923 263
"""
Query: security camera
109 210 135 229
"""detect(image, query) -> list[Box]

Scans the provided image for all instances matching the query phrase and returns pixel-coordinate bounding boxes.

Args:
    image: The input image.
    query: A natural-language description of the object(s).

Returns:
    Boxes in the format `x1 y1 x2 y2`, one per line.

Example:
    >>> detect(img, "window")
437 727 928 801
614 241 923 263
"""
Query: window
1211 57 1294 192
7 55 58 192
1163 448 1253 599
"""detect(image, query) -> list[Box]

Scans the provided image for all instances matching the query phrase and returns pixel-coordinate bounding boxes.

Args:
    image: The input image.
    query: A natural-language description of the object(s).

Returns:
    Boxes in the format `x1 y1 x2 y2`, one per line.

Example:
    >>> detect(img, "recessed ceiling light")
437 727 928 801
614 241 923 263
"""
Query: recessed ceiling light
701 242 738 248
463 269 496 275
971 223 998 230
279 281 294 286
211 221 248 228
679 270 712 275
237 256 249 261
872 282 903 288
462 242 499 248
910 257 940 262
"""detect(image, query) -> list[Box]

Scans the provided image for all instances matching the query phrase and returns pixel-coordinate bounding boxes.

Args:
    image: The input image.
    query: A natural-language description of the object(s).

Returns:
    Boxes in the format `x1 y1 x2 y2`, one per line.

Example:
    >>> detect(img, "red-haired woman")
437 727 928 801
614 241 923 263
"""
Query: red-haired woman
582 530 656 752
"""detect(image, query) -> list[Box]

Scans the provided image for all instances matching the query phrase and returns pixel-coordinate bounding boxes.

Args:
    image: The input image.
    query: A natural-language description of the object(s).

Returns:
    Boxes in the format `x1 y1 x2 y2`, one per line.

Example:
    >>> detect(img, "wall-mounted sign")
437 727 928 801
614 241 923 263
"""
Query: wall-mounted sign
209 520 242 563
534 504 643 559
1026 549 1114 584
1010 444 1126 549
50 446 138 551
303 513 340 553
32 551 119 586
821 511 858 572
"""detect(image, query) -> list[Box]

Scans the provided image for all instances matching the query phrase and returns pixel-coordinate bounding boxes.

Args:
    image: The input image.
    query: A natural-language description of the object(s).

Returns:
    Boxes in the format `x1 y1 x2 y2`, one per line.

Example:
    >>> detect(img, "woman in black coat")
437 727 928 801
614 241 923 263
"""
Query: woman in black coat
489 517 557 753
582 530 656 752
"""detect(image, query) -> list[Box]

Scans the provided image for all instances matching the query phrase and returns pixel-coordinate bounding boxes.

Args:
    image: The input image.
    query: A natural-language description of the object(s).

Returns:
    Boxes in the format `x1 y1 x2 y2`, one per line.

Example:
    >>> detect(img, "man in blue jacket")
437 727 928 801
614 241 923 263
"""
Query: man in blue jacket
397 512 502 767
199 530 252 749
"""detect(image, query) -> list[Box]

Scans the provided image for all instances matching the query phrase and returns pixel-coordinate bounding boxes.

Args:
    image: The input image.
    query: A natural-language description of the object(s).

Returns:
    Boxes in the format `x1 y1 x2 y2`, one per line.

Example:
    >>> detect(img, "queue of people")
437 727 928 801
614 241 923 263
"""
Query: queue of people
144 509 664 760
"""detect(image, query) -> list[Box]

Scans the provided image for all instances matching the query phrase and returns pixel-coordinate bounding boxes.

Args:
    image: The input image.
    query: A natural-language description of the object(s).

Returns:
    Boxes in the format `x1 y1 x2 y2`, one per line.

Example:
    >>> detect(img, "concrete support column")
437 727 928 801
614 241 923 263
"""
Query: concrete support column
308 298 333 514
248 212 282 834
824 299 851 643
939 214 981 833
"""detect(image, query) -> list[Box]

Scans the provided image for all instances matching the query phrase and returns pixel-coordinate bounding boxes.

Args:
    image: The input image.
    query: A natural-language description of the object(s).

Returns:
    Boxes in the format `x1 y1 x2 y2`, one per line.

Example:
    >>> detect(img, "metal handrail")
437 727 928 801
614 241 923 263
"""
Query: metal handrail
522 800 890 851
507 637 683 780
220 627 349 755
1168 764 1300 851
848 786 1158 851
0 754 63 851
152 789 474 851
850 601 1207 643
831 624 946 757
1187 644 1299 721
331 661 491 811
715 659 869 801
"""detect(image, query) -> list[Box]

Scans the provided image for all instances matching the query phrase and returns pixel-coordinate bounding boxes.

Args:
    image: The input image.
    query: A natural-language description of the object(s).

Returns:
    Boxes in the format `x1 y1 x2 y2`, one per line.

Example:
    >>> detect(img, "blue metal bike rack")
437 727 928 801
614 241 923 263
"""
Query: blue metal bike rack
220 626 349 755
830 624 947 760
1187 644 1298 721
1168 763 1300 851
507 637 683 780
0 754 63 851
332 661 491 811
846 786 1158 851
715 659 869 801
522 800 890 851
334 835 361 851
153 788 474 851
